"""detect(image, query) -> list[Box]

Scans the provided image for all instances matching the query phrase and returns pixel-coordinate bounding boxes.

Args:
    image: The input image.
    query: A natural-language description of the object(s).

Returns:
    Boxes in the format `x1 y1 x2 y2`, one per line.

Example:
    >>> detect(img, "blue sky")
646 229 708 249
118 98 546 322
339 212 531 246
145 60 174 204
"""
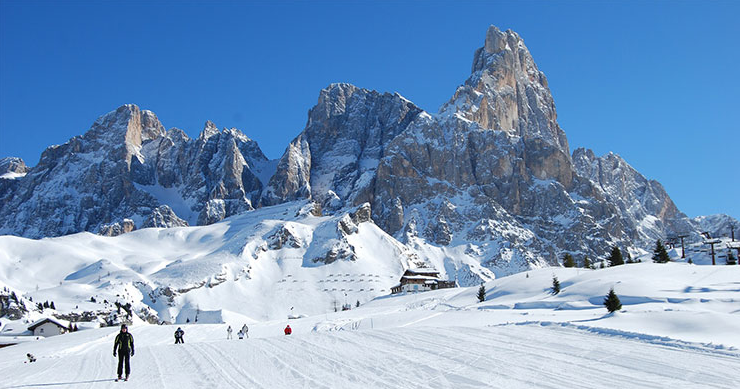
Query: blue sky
0 1 738 220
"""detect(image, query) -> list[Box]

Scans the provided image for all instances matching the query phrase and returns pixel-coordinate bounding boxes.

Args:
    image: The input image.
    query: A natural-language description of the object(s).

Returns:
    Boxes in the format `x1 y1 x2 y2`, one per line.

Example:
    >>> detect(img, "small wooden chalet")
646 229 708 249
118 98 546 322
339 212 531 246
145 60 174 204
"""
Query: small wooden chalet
28 317 70 337
391 269 456 294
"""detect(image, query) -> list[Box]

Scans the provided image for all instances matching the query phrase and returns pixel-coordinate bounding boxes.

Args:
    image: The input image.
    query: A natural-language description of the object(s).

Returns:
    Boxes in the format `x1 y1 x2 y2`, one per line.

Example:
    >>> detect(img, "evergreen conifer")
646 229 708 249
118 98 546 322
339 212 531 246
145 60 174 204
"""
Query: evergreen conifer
608 246 624 267
551 276 561 295
477 283 486 302
583 256 591 269
652 240 671 263
563 253 575 268
604 288 622 313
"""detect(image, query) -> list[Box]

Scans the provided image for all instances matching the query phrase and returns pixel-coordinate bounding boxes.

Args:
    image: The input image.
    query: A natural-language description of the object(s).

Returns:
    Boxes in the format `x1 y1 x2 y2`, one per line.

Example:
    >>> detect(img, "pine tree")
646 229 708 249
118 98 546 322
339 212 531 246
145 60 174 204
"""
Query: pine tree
477 283 486 302
551 276 561 295
687 258 693 264
652 240 671 263
43 301 49 309
563 253 576 268
50 301 56 310
603 288 622 313
356 300 360 308
608 246 624 267
583 256 591 269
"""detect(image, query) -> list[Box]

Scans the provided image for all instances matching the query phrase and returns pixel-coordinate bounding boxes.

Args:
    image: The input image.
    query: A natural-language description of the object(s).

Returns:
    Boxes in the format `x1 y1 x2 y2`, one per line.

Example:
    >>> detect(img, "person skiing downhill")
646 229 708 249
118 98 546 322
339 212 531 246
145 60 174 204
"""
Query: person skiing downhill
284 325 292 335
174 327 184 344
113 324 134 381
242 324 249 339
227 325 233 340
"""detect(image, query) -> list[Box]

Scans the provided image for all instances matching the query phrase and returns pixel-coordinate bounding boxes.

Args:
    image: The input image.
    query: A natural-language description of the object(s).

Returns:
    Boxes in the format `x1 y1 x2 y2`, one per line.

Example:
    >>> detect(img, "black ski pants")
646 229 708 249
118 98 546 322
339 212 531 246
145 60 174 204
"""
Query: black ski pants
117 353 130 377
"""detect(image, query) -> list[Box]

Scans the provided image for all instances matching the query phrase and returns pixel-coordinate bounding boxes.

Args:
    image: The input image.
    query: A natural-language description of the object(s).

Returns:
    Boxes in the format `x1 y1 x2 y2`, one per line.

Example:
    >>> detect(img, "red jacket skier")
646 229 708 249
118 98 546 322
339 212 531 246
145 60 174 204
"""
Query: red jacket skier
284 325 292 335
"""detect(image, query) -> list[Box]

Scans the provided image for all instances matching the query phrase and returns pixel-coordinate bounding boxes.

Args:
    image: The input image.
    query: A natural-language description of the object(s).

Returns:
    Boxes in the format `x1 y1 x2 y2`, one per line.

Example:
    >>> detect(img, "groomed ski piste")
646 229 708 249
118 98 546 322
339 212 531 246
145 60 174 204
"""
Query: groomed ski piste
1 263 739 388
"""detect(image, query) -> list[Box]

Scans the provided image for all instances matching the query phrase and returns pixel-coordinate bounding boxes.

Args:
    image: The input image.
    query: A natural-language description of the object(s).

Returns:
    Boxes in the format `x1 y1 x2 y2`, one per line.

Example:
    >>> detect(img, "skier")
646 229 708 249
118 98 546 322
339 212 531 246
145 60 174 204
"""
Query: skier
237 330 244 340
26 353 36 363
284 324 292 335
174 327 184 344
242 324 249 339
227 325 233 340
113 323 134 381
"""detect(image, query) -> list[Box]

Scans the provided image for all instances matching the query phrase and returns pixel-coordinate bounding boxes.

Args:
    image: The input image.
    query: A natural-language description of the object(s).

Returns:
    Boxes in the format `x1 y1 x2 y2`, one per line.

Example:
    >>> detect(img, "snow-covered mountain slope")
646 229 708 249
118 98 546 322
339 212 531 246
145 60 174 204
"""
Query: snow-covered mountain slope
1 264 738 388
0 201 495 326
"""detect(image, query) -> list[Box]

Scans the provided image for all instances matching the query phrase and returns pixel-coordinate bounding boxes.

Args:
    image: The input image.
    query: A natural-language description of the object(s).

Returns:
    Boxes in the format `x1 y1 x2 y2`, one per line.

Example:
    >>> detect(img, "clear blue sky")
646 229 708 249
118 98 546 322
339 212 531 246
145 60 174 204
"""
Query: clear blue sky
1 1 738 220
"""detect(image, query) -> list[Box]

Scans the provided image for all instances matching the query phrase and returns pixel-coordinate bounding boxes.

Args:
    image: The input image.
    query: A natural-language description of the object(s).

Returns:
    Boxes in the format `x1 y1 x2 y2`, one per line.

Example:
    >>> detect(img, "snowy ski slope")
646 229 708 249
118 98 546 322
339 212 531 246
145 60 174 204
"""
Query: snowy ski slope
2 264 739 388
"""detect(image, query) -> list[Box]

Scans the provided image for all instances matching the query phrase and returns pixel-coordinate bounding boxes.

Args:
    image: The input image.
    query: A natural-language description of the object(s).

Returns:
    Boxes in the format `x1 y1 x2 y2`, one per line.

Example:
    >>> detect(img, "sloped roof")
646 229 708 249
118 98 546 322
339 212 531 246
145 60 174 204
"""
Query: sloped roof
28 317 70 331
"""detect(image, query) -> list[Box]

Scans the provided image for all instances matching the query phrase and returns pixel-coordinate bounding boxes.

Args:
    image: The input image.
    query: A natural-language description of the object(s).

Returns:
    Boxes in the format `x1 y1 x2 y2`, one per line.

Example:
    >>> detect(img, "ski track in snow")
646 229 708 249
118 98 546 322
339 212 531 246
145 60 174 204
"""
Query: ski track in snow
2 324 738 389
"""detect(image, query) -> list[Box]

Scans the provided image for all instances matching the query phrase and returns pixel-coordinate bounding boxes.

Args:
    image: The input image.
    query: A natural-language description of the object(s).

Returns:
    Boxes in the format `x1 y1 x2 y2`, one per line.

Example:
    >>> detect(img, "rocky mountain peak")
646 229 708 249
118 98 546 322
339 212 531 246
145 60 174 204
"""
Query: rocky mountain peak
442 25 568 154
479 26 522 64
0 157 29 175
200 120 220 140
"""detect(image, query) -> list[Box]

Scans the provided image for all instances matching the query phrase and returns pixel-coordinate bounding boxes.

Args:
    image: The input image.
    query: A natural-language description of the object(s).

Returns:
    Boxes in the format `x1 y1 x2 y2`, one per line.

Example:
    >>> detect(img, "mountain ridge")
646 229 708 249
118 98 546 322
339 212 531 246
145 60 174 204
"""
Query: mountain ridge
1 25 734 270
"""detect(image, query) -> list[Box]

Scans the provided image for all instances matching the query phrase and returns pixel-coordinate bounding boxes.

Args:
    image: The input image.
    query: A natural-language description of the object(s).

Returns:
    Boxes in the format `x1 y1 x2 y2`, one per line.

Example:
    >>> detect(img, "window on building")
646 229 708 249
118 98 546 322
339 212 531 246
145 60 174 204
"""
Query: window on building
39 328 44 334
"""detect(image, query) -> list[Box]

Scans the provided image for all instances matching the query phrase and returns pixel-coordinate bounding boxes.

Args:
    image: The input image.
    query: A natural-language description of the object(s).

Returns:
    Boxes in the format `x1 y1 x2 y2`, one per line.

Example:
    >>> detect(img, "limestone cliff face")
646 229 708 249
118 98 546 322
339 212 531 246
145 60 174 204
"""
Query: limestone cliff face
443 26 569 154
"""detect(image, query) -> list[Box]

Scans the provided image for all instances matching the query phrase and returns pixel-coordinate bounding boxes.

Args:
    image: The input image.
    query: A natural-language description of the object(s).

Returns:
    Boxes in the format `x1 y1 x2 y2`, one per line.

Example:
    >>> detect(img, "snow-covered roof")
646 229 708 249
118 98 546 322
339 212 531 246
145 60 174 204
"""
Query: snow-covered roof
402 275 440 281
405 268 440 275
28 317 70 331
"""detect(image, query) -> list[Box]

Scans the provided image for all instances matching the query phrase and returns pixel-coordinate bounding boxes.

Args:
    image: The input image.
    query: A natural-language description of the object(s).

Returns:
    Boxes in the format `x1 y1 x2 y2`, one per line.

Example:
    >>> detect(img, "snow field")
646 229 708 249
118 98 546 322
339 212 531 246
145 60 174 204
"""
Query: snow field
1 321 738 389
2 262 740 388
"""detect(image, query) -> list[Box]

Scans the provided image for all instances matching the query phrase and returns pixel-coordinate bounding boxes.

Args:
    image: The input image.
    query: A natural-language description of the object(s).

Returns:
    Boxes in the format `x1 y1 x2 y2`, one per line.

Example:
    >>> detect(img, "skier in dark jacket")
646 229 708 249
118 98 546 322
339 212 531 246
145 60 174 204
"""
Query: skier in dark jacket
113 324 134 381
174 327 184 344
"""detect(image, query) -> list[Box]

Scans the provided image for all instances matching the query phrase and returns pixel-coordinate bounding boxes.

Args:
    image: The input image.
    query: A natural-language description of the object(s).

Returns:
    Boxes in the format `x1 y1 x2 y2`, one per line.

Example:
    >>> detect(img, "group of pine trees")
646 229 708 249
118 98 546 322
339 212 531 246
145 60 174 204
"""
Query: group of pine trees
37 300 56 311
560 239 676 269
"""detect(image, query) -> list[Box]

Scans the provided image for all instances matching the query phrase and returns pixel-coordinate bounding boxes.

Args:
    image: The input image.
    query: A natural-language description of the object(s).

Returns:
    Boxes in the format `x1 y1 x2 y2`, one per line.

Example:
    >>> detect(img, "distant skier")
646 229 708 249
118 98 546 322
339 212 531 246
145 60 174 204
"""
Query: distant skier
26 353 36 363
237 330 244 340
174 327 184 344
241 324 249 339
113 323 134 381
284 325 292 335
227 325 233 340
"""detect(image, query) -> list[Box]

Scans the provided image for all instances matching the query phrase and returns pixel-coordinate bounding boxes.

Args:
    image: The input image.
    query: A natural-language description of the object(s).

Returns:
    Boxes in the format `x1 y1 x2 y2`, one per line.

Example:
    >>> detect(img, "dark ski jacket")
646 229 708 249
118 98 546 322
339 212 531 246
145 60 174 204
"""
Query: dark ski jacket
114 331 135 355
175 328 184 338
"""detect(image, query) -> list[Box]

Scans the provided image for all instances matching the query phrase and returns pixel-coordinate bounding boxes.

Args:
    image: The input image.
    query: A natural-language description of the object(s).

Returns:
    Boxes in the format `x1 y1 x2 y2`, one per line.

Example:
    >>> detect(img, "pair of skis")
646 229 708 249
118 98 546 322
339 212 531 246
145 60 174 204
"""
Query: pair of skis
115 377 129 382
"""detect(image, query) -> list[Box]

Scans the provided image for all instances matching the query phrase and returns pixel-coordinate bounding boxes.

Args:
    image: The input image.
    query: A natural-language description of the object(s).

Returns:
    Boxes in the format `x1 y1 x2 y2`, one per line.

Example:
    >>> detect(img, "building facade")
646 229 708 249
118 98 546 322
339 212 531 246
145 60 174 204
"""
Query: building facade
391 269 456 294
